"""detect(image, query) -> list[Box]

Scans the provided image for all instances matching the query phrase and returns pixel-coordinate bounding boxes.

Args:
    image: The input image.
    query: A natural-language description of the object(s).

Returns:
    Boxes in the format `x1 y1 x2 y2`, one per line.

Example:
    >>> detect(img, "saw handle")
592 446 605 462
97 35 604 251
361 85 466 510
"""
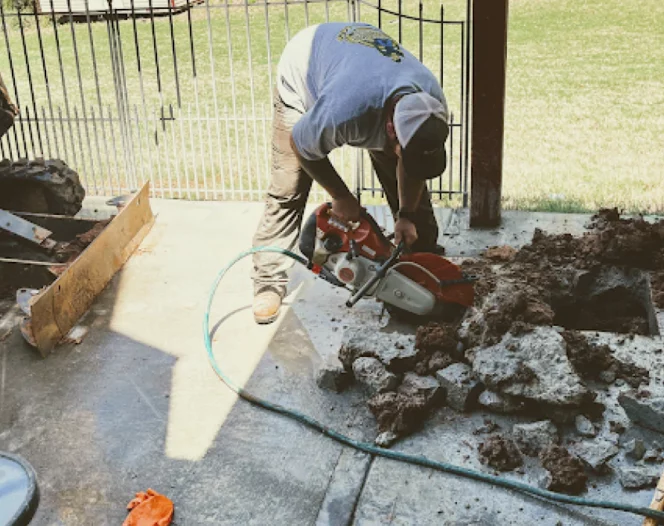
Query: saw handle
345 242 404 308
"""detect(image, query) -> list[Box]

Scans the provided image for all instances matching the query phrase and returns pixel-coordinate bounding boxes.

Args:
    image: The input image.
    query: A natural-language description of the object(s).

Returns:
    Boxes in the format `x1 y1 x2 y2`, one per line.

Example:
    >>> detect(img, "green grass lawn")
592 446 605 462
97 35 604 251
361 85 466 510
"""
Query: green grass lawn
0 0 663 212
504 0 664 213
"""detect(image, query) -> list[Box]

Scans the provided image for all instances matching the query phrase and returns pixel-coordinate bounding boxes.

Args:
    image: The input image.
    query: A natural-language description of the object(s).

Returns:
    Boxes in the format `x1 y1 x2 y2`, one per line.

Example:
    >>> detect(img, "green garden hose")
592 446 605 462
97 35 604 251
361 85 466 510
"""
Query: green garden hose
203 246 664 523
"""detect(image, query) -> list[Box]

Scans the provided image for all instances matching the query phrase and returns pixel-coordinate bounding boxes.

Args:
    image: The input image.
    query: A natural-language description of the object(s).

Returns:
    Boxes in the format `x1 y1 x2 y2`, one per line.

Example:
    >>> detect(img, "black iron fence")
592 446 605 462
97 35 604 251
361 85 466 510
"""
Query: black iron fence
0 0 470 203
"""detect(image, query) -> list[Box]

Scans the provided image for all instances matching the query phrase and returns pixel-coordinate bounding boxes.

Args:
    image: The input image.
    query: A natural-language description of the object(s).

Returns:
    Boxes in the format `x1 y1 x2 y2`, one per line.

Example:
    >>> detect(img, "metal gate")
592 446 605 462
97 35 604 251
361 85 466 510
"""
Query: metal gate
0 0 470 204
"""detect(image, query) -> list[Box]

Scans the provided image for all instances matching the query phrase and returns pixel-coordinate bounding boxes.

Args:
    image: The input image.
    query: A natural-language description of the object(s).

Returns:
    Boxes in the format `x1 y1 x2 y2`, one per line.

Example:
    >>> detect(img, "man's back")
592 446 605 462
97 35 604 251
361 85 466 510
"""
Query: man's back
277 22 445 160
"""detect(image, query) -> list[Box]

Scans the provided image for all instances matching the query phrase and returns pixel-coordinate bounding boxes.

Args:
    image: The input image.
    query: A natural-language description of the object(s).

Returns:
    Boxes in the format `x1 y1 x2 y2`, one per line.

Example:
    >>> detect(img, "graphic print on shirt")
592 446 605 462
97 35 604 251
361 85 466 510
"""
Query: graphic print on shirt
336 25 404 62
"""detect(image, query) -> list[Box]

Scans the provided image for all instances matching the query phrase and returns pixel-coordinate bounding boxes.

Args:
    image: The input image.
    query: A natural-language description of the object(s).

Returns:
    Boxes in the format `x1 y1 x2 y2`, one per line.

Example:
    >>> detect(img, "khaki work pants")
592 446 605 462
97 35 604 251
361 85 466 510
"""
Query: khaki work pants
252 93 439 295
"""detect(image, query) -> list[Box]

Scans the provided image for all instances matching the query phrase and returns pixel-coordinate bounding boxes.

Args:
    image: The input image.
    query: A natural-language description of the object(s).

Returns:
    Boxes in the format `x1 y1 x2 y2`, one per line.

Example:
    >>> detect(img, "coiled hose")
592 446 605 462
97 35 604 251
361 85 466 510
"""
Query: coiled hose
203 246 664 523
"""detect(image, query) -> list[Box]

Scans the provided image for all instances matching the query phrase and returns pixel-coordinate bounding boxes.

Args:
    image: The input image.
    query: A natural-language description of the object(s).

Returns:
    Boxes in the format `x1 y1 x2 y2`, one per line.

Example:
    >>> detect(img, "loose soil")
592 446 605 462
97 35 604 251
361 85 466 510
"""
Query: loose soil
463 208 664 341
329 208 663 493
413 322 460 375
53 219 111 267
562 331 650 388
478 435 523 472
367 391 430 436
539 446 588 495
0 219 109 302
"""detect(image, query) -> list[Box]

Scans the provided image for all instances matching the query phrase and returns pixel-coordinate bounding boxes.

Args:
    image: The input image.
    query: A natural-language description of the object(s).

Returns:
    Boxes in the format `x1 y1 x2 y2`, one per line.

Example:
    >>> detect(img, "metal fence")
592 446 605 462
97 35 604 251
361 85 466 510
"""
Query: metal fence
0 0 470 204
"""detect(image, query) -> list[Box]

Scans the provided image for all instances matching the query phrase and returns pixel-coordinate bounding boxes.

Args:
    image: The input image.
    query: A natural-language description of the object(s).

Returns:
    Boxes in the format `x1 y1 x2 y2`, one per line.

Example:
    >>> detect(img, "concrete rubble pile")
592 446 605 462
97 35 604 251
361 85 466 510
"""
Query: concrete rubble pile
316 209 664 496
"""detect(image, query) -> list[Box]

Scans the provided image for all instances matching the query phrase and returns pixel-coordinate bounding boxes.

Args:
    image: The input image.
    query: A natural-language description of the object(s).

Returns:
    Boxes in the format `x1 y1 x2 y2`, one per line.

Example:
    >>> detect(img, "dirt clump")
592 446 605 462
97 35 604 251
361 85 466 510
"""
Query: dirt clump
563 331 649 388
478 435 523 472
539 445 588 495
480 286 555 345
517 210 664 270
460 258 497 303
416 322 458 354
413 322 460 375
54 219 110 266
484 245 517 262
367 392 430 437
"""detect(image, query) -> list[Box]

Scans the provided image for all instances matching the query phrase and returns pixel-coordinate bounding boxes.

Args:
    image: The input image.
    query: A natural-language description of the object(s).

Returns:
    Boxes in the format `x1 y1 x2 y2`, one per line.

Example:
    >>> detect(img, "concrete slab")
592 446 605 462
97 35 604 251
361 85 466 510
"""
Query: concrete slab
1 199 659 525
0 199 373 525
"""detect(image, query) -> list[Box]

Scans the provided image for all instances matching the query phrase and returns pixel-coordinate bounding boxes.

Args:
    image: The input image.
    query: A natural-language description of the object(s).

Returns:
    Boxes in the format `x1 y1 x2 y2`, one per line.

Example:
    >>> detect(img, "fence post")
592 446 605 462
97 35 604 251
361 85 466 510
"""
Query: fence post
470 0 509 227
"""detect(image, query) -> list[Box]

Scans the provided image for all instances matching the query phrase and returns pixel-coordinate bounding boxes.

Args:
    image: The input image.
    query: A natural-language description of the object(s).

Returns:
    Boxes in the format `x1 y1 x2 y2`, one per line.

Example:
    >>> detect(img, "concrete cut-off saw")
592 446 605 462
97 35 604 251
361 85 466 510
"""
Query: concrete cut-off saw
299 203 476 320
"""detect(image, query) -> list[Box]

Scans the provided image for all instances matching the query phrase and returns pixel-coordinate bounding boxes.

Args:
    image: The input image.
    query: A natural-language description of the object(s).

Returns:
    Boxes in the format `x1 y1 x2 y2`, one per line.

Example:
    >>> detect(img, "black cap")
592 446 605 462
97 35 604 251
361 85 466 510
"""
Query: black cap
401 115 449 180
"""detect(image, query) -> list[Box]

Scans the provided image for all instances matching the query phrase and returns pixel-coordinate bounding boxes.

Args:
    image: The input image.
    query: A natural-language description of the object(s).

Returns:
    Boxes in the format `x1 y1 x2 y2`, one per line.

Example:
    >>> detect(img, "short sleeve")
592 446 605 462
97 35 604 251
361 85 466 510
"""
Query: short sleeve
291 97 346 161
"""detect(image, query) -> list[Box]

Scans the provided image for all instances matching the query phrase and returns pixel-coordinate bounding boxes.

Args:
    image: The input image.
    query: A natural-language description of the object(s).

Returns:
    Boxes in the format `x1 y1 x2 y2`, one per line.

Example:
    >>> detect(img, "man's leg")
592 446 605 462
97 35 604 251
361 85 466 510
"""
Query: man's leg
251 93 312 323
368 150 439 252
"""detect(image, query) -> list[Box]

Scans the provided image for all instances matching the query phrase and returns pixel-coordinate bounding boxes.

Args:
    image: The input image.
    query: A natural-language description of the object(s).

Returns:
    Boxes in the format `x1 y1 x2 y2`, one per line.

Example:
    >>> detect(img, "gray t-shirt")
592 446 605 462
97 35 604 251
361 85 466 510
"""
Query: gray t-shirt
277 22 446 161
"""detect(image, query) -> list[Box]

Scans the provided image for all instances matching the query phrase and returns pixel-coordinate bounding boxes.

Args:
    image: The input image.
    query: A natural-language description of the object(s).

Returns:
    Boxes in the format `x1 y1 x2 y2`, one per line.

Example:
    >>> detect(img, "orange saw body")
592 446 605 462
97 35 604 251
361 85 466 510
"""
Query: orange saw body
299 203 475 318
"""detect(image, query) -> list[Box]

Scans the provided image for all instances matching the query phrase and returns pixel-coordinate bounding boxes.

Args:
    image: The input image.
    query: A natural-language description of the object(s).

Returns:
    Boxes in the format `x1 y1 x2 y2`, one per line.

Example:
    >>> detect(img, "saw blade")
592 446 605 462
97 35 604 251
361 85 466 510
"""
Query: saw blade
396 253 475 308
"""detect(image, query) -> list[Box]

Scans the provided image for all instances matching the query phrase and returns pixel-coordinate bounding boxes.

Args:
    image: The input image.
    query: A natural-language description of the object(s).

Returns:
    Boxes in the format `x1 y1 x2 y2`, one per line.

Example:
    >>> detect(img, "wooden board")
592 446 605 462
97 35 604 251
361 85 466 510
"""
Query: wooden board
29 182 154 356
643 469 664 526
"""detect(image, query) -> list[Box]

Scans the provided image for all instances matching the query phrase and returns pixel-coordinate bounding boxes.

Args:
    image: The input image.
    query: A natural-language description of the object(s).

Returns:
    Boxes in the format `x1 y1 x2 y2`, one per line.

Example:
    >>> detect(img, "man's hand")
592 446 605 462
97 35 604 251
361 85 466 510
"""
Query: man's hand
331 194 362 223
394 217 418 247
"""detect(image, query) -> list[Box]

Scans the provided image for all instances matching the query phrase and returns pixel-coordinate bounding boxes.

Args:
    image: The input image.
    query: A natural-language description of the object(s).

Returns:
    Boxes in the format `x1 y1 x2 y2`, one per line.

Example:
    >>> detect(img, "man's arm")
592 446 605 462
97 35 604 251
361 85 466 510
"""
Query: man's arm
289 134 361 222
394 156 424 246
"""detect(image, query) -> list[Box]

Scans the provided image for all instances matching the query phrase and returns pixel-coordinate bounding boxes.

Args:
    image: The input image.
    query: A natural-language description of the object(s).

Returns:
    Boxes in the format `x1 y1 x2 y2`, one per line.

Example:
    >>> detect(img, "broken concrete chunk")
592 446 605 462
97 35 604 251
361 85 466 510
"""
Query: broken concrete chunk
374 431 399 448
574 415 597 438
435 362 483 412
512 420 559 456
397 373 442 406
624 439 646 461
539 446 588 495
618 391 664 433
339 328 419 372
478 390 525 414
571 439 619 473
315 356 351 393
352 357 399 395
617 465 659 490
471 327 590 407
478 435 523 472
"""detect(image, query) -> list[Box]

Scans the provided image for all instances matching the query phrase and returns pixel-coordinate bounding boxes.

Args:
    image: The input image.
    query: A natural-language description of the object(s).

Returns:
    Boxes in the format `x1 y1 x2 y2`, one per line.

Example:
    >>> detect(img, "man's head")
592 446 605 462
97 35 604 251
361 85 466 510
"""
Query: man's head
387 92 449 180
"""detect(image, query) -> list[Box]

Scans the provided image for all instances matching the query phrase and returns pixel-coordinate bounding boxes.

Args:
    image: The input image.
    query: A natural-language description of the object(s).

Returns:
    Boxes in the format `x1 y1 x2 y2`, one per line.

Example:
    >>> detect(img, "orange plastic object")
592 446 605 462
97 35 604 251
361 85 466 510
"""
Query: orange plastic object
397 252 474 307
123 488 174 526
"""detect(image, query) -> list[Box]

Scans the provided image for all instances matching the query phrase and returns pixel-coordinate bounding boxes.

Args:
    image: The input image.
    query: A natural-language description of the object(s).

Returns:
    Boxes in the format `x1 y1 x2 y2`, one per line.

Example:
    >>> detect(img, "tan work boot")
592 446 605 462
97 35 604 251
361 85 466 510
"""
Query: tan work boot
253 287 283 325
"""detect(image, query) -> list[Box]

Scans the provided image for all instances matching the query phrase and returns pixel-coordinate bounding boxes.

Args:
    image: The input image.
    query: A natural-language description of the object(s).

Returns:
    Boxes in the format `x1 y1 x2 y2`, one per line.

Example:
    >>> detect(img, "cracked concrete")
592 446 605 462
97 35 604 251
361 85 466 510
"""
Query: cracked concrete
0 201 661 525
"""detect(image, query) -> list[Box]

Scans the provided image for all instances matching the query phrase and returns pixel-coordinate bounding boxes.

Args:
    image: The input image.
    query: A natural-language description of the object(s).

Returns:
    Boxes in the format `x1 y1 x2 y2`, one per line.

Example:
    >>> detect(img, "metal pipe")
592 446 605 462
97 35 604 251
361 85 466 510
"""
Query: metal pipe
204 0 225 199
170 104 182 198
187 102 199 199
223 104 235 199
168 0 182 108
49 0 77 170
107 105 121 195
17 8 43 156
66 0 95 192
0 2 25 158
34 7 59 158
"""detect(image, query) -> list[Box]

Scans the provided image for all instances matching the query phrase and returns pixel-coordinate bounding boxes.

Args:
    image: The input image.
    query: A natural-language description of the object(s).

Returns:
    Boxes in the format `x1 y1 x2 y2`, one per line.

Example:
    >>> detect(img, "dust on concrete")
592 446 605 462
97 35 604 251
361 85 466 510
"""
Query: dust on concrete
562 331 650 388
477 435 523 472
539 446 588 495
